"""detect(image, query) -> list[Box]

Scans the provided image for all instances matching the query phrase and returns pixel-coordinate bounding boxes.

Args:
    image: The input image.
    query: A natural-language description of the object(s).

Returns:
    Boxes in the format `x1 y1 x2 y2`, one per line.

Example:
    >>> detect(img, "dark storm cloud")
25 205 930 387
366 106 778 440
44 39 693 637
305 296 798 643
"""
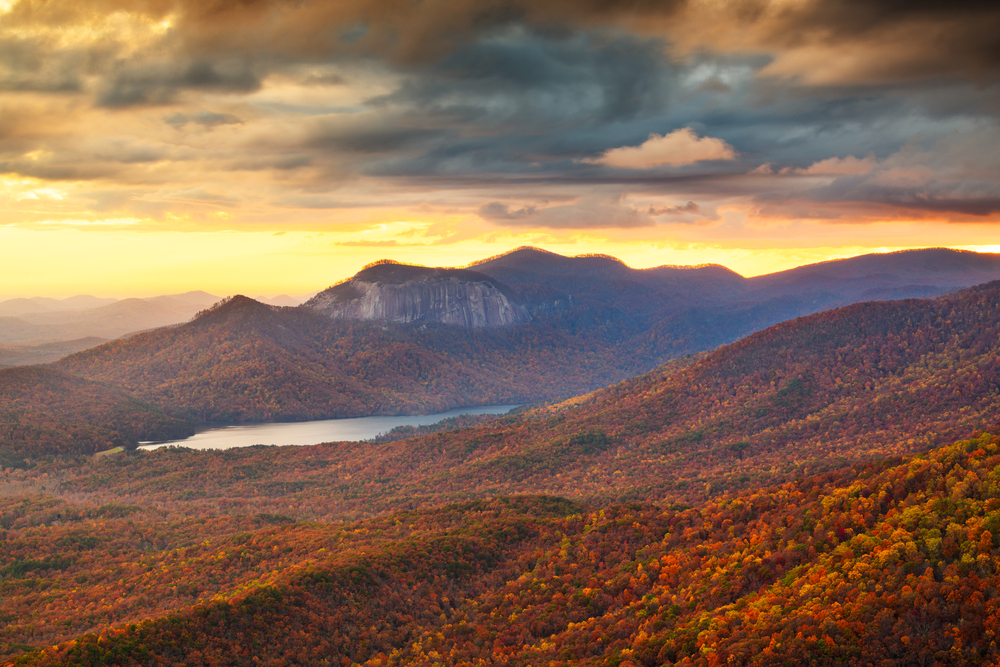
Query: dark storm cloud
478 195 655 229
347 28 682 179
748 130 1000 220
307 121 449 155
4 0 1000 230
97 61 261 108
795 177 1000 218
650 200 700 216
761 0 1000 79
369 29 671 127
6 0 998 83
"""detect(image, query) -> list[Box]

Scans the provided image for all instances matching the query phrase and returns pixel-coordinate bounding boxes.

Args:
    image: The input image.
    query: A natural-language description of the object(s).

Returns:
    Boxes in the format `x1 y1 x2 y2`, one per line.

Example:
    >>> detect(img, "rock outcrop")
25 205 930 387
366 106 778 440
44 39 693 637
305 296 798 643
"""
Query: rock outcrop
305 261 531 328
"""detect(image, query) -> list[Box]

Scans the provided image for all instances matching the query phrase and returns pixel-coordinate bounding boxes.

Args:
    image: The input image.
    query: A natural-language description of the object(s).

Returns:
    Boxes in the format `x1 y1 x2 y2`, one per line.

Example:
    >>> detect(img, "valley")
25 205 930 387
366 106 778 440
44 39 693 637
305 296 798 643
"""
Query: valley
3 247 1000 665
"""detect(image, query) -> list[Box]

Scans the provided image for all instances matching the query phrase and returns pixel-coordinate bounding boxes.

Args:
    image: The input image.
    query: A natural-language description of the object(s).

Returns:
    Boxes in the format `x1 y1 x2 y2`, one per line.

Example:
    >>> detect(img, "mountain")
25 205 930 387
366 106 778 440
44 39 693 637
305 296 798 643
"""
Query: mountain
0 366 192 462
54 295 634 422
0 292 220 346
471 246 1000 352
0 295 118 317
748 246 1000 297
307 261 531 328
11 258 1000 664
333 276 1000 508
254 294 307 307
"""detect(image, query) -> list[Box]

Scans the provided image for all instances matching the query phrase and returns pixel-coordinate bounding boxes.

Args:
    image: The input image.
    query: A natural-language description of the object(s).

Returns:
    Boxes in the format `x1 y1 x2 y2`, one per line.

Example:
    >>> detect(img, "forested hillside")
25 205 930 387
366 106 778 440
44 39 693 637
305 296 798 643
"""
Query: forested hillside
6 434 1000 666
0 367 192 463
37 280 1000 518
56 296 640 422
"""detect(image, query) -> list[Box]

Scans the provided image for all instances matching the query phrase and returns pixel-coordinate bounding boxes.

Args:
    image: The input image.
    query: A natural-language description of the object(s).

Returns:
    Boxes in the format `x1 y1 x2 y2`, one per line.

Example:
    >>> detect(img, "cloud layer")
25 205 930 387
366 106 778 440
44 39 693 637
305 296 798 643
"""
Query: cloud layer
1 0 999 245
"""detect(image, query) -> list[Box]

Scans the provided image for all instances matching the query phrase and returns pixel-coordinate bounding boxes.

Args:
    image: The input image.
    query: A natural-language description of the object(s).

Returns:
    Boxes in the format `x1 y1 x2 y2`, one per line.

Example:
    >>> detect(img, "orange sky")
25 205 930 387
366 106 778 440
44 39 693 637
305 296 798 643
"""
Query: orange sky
2 0 999 297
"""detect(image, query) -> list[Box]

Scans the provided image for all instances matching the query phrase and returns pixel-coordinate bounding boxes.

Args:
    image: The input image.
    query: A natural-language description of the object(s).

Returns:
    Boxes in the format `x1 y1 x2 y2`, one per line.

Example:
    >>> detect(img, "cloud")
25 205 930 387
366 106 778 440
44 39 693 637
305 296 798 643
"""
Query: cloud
666 0 1000 85
165 111 244 129
478 202 536 220
2 0 1000 237
11 0 997 87
796 154 879 176
751 130 1000 220
97 61 261 108
479 194 654 229
649 201 700 215
584 128 737 169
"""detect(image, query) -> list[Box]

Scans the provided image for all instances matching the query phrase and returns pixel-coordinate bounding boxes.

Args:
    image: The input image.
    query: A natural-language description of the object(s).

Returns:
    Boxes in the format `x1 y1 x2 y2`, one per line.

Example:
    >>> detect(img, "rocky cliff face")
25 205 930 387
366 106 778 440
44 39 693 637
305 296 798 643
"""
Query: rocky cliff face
306 262 531 328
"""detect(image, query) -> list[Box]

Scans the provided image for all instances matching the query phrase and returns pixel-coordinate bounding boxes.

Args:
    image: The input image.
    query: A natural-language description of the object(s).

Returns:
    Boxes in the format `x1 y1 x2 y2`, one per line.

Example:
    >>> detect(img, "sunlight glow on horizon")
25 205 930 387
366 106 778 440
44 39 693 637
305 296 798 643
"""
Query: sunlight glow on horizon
2 222 992 299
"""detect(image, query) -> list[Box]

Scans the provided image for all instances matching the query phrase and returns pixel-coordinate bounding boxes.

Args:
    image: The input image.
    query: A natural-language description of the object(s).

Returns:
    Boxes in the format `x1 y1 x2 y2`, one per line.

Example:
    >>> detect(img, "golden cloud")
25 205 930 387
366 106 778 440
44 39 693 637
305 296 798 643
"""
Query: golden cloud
584 128 737 169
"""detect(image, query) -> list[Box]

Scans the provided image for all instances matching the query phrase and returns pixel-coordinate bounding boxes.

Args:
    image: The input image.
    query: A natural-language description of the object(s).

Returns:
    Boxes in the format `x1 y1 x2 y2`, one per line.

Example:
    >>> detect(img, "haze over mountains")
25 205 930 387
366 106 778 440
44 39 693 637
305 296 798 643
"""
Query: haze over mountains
0 292 307 365
0 292 219 346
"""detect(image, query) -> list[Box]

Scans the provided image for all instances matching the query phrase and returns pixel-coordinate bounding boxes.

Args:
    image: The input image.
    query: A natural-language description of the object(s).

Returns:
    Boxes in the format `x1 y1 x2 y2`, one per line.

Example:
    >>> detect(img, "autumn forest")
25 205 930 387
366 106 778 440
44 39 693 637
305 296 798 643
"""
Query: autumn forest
4 248 1000 665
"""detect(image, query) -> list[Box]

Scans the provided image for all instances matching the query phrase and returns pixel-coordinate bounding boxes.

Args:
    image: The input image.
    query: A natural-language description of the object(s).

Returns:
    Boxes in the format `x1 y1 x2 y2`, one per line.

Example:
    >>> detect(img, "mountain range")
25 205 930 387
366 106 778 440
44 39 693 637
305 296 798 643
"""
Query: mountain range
5 269 1000 663
40 276 1000 516
5 245 999 357
39 246 1000 428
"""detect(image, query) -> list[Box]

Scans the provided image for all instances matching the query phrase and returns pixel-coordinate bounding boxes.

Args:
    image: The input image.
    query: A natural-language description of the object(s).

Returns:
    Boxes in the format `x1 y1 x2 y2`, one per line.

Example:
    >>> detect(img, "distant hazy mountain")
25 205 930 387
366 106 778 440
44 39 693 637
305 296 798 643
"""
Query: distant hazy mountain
0 295 118 317
254 294 308 307
0 291 220 346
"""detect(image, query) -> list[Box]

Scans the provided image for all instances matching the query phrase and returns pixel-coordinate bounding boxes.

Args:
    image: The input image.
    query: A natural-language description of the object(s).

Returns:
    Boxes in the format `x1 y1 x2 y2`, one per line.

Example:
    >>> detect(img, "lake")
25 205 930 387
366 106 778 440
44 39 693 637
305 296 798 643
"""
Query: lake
137 404 521 451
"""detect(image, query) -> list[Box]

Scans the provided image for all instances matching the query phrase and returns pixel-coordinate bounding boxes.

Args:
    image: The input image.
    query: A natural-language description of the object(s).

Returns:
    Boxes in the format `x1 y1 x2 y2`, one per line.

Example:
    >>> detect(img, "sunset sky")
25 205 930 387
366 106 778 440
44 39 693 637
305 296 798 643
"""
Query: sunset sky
3 0 1000 297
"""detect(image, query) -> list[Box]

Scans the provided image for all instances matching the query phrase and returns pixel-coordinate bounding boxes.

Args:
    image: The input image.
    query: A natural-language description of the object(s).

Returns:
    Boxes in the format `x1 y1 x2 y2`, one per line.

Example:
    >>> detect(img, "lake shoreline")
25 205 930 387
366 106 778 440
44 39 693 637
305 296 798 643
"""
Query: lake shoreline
138 403 522 451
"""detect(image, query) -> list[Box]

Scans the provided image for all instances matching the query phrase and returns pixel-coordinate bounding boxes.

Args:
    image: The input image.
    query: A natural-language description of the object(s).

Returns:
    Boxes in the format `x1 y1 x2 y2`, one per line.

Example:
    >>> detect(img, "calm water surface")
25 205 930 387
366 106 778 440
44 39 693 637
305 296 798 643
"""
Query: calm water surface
138 404 521 451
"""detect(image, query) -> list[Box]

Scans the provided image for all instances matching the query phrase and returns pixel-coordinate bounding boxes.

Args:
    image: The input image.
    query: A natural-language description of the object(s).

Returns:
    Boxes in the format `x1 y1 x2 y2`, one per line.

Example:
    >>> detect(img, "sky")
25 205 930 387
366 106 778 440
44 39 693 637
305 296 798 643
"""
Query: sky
3 0 1000 297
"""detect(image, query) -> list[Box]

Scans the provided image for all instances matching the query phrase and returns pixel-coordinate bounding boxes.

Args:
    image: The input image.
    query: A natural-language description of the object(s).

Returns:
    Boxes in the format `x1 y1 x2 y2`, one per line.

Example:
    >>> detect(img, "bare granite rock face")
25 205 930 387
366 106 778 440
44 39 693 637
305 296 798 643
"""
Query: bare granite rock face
305 261 531 328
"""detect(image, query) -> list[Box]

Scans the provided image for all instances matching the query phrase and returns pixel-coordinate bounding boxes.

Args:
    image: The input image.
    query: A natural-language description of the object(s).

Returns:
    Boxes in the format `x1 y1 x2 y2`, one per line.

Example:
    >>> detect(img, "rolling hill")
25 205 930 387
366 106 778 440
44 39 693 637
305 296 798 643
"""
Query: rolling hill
0 366 192 462
0 338 109 367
